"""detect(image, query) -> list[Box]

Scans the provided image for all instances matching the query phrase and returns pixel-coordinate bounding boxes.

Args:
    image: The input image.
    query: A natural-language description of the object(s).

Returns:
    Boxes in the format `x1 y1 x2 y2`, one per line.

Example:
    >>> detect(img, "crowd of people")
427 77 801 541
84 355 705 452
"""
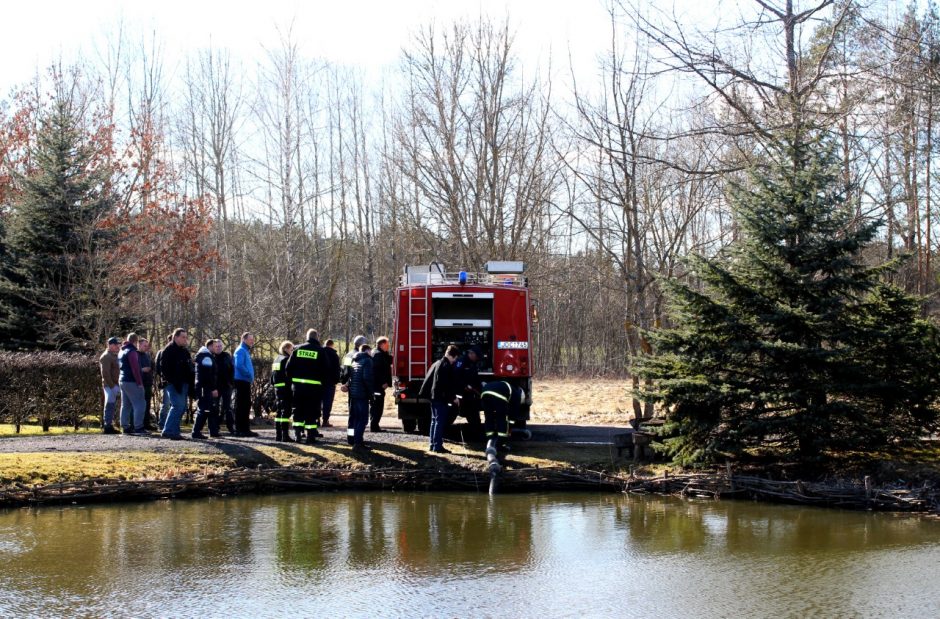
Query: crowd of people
98 328 522 454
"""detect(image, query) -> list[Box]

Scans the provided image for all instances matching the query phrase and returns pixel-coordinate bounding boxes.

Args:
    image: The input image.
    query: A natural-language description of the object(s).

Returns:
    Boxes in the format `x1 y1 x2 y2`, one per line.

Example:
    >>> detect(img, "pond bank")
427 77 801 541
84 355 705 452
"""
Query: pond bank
0 425 937 513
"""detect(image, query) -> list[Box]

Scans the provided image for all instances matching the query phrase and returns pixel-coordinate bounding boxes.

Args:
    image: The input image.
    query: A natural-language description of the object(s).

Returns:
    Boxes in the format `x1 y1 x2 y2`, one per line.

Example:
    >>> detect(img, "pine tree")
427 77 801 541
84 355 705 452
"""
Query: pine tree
636 132 940 465
0 95 116 347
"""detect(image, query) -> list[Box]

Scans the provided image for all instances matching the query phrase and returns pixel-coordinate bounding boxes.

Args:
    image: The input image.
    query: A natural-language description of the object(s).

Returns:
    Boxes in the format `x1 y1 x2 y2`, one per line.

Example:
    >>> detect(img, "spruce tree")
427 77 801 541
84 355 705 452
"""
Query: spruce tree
636 132 940 465
0 97 115 347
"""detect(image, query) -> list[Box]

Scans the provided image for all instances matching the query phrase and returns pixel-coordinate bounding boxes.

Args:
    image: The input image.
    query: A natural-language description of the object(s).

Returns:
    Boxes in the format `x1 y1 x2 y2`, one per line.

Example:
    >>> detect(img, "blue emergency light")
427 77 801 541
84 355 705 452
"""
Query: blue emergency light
458 271 468 285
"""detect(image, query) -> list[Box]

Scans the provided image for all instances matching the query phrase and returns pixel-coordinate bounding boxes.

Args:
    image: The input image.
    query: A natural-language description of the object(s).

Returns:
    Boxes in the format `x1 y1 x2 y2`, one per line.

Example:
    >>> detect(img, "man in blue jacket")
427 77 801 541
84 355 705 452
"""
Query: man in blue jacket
233 332 258 437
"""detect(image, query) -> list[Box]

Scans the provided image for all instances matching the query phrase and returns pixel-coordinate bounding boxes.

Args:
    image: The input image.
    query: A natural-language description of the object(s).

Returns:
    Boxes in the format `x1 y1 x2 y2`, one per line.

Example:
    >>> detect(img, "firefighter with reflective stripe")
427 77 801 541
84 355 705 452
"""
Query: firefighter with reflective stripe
285 329 327 444
481 381 524 453
270 340 295 442
347 343 374 449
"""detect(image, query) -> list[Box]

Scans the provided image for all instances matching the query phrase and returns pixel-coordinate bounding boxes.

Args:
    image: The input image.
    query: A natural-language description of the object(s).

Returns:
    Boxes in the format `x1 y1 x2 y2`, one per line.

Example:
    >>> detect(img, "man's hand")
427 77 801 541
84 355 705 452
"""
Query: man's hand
211 390 219 398
340 385 349 393
382 383 388 390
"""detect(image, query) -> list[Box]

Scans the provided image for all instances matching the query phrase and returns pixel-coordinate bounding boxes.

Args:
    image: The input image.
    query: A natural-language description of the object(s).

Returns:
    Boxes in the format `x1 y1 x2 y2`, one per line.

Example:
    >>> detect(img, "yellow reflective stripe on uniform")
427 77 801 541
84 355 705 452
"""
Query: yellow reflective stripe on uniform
497 432 509 437
292 421 305 427
271 362 281 371
482 390 509 402
273 382 286 387
305 424 318 430
274 417 291 423
292 378 322 385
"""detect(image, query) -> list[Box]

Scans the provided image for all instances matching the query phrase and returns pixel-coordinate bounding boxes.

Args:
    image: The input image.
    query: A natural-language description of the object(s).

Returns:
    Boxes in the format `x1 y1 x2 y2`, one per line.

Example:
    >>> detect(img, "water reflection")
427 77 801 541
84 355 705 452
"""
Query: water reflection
0 493 937 618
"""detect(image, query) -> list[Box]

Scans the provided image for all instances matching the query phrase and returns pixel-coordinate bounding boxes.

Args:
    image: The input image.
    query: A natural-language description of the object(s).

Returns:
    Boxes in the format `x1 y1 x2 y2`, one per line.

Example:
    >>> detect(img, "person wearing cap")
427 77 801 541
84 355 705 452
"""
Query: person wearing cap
347 343 374 450
339 335 368 419
369 337 393 432
99 337 121 434
285 329 328 444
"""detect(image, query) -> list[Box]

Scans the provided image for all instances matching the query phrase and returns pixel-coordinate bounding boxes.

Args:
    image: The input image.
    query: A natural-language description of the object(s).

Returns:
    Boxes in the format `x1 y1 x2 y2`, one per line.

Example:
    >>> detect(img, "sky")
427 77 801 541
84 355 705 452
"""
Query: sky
0 0 624 94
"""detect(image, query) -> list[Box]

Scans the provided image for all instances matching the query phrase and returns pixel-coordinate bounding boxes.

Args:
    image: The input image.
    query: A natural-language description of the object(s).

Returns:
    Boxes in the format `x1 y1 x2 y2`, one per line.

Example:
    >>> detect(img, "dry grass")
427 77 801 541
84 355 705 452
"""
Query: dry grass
530 377 633 426
0 452 235 485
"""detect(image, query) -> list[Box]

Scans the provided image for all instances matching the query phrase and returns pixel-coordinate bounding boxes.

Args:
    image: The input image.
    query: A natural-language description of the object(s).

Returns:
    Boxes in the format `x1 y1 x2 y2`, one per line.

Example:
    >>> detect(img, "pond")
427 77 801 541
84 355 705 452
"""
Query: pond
1 492 938 617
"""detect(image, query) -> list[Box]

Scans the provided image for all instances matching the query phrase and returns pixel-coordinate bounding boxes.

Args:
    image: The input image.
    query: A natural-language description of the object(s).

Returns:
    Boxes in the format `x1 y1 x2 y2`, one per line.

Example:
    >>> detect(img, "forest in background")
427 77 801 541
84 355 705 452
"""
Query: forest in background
1 0 938 376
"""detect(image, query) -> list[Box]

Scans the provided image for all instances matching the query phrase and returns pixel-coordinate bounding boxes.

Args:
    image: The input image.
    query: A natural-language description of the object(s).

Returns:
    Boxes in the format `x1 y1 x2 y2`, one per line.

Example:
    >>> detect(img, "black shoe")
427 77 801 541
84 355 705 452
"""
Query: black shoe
429 447 451 454
226 426 236 434
161 433 183 440
306 435 317 445
209 433 221 438
191 432 208 440
371 426 385 433
135 429 153 437
321 422 333 428
352 443 369 452
102 425 119 435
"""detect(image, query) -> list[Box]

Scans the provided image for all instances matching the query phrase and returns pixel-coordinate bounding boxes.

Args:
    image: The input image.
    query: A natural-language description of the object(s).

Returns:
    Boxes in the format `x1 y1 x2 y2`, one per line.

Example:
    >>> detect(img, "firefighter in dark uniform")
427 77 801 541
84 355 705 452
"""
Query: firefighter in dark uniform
481 381 524 453
271 340 295 442
192 339 222 439
285 329 328 444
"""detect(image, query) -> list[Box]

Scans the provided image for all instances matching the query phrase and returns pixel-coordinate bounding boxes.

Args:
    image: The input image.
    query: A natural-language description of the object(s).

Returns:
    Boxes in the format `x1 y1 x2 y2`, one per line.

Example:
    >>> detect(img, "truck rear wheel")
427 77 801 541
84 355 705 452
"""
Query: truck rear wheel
402 418 417 433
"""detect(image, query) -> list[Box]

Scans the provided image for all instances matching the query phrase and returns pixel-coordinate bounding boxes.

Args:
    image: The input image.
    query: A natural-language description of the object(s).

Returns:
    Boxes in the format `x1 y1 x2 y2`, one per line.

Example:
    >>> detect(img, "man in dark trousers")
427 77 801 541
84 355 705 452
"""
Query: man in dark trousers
347 343 374 450
370 336 393 432
321 339 341 428
286 329 328 444
419 345 461 454
159 328 194 440
271 340 295 442
481 381 524 454
454 346 482 426
192 339 222 439
139 338 156 430
233 332 258 437
215 342 236 435
118 333 148 434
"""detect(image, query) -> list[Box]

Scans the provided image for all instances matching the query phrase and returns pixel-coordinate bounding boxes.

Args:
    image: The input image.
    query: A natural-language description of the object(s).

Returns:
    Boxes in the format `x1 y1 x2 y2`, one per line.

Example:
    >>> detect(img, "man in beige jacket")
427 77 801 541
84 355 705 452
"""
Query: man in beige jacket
99 337 121 434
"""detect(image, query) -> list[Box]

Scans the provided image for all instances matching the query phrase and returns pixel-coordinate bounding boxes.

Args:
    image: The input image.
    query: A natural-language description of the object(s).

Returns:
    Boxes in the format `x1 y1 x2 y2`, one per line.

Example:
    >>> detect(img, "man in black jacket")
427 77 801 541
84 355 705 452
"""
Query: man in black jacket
419 345 461 453
321 339 341 428
192 339 221 439
159 328 194 440
215 344 236 435
347 344 374 449
285 329 328 444
370 337 393 432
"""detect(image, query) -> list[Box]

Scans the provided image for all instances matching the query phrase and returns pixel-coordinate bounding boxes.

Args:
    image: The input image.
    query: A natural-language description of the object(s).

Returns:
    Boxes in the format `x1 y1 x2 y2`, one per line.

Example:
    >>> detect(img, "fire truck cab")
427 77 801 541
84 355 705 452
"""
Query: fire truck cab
392 261 534 435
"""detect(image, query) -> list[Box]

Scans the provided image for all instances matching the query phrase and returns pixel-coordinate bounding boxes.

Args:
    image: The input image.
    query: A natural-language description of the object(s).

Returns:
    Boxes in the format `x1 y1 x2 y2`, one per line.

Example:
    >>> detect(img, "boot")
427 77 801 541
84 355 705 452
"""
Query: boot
294 426 305 442
275 422 284 442
306 428 317 445
281 422 295 442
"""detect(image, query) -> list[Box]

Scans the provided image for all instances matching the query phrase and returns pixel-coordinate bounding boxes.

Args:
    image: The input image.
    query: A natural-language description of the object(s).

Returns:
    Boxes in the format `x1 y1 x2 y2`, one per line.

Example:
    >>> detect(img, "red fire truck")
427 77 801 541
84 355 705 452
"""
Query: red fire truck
392 261 534 435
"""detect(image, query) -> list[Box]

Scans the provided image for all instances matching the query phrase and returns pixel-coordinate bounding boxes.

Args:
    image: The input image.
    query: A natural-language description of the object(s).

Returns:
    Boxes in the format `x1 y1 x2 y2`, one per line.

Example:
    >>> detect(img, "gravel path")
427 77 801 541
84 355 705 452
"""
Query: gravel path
0 420 630 454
